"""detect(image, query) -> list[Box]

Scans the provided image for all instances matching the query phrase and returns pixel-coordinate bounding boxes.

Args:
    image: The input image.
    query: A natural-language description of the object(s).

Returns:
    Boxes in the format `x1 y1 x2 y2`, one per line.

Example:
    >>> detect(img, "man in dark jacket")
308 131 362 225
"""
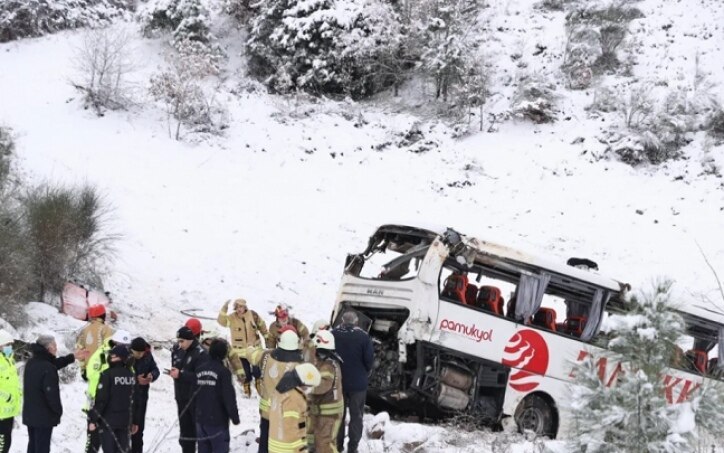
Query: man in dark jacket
195 339 240 453
332 312 373 453
171 326 209 453
129 337 160 453
89 345 138 453
23 334 80 453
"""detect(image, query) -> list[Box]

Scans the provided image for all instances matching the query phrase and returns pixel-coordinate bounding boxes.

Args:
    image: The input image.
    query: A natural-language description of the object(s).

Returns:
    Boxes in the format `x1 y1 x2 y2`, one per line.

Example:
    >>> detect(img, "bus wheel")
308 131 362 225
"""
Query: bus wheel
514 394 556 438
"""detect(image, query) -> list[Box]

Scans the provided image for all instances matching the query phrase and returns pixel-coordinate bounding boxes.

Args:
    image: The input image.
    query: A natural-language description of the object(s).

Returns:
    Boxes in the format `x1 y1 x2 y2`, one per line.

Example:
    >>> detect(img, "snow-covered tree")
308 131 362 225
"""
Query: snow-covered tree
141 0 213 45
569 281 724 452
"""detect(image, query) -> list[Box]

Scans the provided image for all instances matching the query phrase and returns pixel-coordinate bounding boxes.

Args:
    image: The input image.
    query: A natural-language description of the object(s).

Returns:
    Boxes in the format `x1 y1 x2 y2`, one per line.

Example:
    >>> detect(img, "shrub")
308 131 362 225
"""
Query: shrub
141 0 213 45
71 27 135 115
511 75 558 123
0 0 132 43
22 184 117 302
0 126 14 190
709 110 724 139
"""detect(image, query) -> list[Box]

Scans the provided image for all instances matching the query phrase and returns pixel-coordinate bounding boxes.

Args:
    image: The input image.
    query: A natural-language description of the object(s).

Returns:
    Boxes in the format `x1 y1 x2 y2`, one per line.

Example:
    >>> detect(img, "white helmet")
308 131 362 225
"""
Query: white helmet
278 330 300 351
313 330 335 350
111 329 132 345
295 363 321 386
311 319 330 335
0 329 13 346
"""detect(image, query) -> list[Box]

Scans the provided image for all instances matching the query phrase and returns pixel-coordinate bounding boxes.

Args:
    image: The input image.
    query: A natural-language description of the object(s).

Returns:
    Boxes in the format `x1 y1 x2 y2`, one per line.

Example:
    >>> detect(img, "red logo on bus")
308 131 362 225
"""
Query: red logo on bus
502 330 549 392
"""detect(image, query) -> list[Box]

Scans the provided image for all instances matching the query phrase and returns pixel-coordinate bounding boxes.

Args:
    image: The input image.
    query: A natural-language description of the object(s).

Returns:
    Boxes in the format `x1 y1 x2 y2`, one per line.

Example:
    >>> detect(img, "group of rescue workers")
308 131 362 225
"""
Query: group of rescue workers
0 298 373 453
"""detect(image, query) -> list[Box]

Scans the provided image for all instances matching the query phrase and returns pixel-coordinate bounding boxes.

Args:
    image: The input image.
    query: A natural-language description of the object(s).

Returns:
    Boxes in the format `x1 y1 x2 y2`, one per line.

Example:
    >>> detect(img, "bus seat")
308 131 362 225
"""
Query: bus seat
685 349 708 373
564 317 587 337
465 283 478 306
442 273 469 304
476 286 504 315
532 308 557 331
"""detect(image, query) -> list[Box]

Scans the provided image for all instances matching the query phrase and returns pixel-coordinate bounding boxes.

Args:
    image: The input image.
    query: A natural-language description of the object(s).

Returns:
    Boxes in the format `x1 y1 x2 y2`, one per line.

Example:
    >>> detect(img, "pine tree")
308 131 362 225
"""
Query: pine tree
569 281 691 452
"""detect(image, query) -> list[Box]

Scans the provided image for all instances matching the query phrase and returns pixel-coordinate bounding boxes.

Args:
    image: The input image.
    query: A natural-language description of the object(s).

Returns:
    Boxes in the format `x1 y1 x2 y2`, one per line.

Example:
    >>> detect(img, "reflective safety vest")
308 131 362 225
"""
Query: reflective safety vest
0 353 21 420
84 340 112 410
269 388 308 453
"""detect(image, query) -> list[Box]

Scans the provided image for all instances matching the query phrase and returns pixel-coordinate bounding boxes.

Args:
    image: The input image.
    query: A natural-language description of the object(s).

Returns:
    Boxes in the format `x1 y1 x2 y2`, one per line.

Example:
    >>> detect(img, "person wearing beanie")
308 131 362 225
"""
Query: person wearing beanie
0 329 19 453
83 329 132 453
217 298 269 397
75 304 114 379
194 339 240 453
129 337 159 453
267 305 309 350
89 345 138 453
171 326 209 453
247 330 304 453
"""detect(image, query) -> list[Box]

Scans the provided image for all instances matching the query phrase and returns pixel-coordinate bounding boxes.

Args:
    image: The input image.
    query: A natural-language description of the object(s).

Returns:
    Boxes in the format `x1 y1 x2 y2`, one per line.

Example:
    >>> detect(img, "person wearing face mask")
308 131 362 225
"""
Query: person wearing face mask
0 330 20 453
217 298 268 397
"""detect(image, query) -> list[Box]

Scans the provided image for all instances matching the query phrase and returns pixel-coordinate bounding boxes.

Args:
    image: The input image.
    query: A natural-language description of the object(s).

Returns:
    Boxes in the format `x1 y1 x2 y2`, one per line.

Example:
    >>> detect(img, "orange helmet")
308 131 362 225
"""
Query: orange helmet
87 304 106 318
185 318 203 336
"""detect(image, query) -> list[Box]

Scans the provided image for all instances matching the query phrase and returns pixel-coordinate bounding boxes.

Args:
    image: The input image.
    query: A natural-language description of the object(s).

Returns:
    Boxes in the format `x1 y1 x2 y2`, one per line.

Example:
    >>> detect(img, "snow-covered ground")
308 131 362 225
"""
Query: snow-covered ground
1 0 724 451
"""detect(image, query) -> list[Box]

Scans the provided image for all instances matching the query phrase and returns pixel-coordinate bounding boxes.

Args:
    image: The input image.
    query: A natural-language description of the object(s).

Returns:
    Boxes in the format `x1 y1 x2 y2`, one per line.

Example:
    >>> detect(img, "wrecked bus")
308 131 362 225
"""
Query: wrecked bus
330 224 722 438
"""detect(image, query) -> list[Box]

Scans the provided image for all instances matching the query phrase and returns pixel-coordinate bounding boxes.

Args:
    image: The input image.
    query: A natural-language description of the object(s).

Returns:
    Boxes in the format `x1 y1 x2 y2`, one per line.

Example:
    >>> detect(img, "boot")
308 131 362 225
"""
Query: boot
243 381 252 397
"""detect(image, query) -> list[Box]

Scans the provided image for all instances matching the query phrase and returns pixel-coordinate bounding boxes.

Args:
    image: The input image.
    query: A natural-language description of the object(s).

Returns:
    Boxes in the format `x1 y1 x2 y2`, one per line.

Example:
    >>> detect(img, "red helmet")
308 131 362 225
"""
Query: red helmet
274 305 289 320
185 318 203 336
88 304 106 318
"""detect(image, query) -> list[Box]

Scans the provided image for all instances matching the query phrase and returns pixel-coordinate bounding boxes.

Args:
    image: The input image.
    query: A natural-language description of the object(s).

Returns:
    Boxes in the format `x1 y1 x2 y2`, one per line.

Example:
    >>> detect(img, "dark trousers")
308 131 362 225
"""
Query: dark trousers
101 427 130 453
258 417 269 453
0 418 12 453
26 426 53 453
336 391 365 453
196 424 230 453
85 424 101 453
177 400 197 453
240 359 261 384
131 396 148 453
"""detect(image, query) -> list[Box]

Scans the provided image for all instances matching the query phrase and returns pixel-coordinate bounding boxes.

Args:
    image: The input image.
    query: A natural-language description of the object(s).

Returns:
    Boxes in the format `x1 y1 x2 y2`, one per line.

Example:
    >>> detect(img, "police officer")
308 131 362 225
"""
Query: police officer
0 330 20 453
273 363 321 453
89 345 138 453
129 337 159 453
247 329 304 453
217 299 268 397
267 305 309 349
308 330 344 453
195 339 240 453
85 330 132 453
171 326 209 453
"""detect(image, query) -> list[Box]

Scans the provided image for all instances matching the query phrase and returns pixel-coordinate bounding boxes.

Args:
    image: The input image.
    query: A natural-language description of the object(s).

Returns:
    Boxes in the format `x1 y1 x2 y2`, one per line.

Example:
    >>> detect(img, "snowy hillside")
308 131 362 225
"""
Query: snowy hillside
1 0 724 451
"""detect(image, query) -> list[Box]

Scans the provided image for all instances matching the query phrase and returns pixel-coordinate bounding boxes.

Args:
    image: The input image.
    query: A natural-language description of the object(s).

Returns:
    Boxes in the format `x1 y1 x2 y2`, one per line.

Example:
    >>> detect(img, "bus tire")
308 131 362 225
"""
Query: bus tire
514 394 556 438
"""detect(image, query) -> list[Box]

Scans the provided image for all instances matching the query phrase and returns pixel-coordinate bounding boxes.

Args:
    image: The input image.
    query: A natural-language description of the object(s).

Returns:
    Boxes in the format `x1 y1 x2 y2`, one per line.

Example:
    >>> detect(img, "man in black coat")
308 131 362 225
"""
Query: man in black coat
23 334 80 453
129 337 160 453
171 326 209 453
195 339 240 453
89 345 139 453
332 311 374 453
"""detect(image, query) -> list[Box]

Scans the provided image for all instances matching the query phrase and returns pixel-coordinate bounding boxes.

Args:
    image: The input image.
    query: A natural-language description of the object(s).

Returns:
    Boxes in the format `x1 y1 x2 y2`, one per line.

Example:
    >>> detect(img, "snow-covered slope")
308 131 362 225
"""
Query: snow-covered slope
1 0 724 451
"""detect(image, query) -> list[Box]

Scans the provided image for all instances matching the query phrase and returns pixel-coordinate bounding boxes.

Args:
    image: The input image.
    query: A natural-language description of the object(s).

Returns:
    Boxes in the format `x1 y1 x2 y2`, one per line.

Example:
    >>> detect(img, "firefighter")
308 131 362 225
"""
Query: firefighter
88 345 138 453
272 362 321 453
84 329 132 453
308 330 344 453
304 320 330 362
267 305 309 349
0 329 20 453
217 298 268 397
195 339 240 453
200 331 246 386
247 329 304 453
129 337 160 453
76 304 114 378
170 326 209 453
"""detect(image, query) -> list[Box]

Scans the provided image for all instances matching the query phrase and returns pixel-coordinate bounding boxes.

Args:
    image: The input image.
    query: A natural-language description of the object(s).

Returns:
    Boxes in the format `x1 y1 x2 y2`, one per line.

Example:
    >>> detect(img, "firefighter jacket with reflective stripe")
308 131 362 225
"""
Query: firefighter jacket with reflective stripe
269 388 308 453
89 361 138 429
226 349 245 380
267 318 309 349
248 347 303 420
76 319 114 369
0 354 20 420
217 309 268 357
309 357 343 416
